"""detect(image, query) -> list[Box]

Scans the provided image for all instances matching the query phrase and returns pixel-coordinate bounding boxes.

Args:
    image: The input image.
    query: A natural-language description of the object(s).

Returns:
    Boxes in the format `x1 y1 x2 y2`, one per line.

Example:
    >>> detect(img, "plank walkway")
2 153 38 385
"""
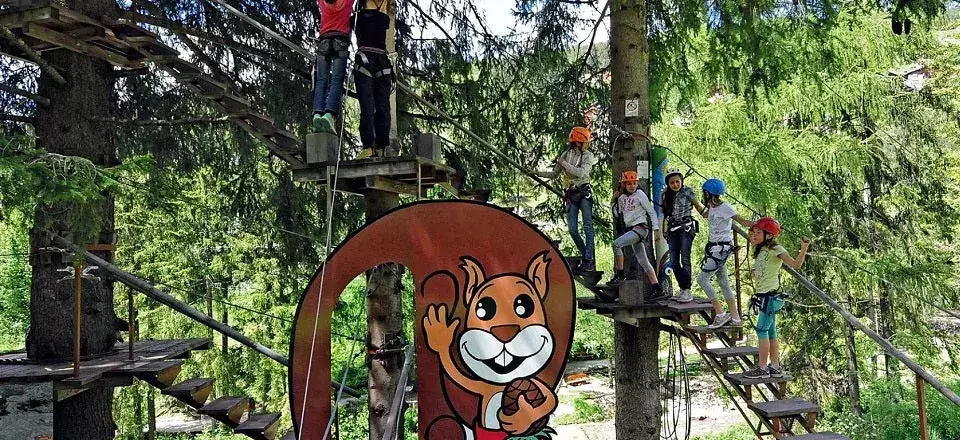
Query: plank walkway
0 338 210 384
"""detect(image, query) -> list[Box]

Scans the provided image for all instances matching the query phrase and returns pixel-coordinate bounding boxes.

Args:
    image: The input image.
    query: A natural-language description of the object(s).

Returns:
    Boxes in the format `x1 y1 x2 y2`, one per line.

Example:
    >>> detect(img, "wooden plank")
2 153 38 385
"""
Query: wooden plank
0 5 56 28
685 324 744 334
723 372 793 386
235 413 282 440
789 434 848 440
703 346 758 359
126 359 184 388
198 396 249 426
748 398 819 417
162 377 215 408
362 175 420 196
665 301 715 314
270 128 300 151
23 22 138 68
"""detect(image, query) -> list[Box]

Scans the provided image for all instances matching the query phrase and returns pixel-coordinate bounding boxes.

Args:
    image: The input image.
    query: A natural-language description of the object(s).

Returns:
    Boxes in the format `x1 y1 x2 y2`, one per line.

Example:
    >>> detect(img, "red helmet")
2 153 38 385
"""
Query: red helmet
751 217 782 237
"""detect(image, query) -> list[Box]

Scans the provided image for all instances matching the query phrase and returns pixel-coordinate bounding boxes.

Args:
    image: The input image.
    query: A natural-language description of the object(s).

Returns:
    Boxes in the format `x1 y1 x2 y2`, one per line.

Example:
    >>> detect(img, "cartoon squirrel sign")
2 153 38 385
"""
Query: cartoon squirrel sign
289 201 575 439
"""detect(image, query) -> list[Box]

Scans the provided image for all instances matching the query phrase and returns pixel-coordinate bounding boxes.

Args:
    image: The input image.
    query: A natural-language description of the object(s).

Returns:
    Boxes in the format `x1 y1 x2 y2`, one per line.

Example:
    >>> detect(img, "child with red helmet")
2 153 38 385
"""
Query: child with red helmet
608 170 666 298
743 217 811 379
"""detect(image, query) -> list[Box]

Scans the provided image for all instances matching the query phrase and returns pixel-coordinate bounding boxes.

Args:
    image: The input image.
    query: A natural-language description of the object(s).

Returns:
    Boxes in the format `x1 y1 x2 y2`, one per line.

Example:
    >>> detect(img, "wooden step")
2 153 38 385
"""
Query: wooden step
271 128 301 151
129 359 184 389
280 431 296 440
789 433 848 440
724 372 793 386
199 396 249 427
686 324 744 334
235 413 282 440
162 377 215 408
704 346 758 359
749 398 820 418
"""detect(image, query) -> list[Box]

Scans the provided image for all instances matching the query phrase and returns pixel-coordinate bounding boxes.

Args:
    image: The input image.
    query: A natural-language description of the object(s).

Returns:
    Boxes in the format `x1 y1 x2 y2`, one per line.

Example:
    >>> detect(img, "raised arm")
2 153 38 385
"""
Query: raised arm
778 239 811 269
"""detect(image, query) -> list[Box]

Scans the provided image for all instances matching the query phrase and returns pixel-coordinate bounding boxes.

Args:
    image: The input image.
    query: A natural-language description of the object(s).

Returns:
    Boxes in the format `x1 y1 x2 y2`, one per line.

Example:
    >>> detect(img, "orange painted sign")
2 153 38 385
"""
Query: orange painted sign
289 201 575 439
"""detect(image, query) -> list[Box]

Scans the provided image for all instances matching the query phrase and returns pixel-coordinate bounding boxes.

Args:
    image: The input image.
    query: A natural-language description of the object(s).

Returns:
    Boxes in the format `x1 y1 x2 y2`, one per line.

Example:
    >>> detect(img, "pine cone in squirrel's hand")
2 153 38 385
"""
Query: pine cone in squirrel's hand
501 378 549 435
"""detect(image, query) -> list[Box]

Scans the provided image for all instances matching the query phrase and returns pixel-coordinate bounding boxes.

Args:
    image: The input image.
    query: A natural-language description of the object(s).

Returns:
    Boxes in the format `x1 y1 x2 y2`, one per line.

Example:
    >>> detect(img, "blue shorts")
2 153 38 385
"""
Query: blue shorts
752 294 784 340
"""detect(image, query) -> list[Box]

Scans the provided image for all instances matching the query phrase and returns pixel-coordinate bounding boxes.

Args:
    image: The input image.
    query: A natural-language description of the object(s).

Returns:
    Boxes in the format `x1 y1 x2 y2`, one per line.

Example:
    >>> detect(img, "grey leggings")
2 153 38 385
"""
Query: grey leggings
697 242 734 301
613 227 655 275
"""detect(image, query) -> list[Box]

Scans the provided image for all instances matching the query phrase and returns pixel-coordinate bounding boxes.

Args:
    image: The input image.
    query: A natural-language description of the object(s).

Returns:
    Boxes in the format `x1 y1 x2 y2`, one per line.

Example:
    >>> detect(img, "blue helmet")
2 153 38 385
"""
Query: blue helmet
702 178 726 196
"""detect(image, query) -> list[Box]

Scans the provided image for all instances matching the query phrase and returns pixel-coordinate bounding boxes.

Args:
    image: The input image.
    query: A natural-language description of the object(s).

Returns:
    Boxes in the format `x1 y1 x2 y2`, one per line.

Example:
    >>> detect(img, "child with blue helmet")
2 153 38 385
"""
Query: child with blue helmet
695 178 753 328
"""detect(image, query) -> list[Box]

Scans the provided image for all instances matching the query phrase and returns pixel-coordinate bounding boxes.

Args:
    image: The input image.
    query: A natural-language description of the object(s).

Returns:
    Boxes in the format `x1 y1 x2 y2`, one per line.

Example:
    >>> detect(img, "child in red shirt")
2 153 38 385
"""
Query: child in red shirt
313 0 355 133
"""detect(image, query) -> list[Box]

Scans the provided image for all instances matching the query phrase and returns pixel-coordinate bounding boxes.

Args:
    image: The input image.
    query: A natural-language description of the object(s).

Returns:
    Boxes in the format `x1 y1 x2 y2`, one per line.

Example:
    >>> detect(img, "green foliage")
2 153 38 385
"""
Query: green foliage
819 379 960 439
0 209 29 352
554 397 609 425
690 423 754 440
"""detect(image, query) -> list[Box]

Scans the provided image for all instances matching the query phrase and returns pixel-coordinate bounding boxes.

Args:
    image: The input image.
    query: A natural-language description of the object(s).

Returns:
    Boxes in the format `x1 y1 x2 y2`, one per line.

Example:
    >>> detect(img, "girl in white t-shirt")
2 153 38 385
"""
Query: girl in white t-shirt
696 178 753 328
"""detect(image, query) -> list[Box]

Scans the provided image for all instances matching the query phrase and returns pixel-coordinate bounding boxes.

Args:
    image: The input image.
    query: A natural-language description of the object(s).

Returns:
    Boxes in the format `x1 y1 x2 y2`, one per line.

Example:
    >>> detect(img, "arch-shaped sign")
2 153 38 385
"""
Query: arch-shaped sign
289 201 575 439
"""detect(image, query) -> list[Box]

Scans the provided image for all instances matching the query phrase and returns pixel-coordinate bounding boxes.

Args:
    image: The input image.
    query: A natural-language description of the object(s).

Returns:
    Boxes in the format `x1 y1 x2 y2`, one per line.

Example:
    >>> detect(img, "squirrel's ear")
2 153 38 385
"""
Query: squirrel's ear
459 256 486 305
526 251 551 300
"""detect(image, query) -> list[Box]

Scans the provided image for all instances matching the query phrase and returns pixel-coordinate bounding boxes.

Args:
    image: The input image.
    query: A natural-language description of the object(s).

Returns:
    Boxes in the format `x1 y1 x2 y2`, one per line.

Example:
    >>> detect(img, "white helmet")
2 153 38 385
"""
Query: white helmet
665 167 684 181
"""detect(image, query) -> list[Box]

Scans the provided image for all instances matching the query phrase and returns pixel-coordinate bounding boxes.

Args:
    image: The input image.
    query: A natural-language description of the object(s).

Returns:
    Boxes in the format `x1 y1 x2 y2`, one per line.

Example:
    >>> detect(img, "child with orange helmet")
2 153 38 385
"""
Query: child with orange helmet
607 170 665 298
742 216 811 379
535 127 597 273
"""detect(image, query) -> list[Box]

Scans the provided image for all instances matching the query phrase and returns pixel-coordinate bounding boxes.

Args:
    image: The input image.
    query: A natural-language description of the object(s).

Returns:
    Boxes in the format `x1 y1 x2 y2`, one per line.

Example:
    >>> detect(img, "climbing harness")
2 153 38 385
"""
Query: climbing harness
667 215 698 236
749 291 789 315
699 241 734 271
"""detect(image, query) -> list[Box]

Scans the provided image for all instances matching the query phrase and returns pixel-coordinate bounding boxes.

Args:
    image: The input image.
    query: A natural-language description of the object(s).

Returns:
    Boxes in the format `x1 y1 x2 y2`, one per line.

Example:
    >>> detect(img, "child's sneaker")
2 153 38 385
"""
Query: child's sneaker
708 313 731 329
312 113 324 131
742 365 770 379
674 289 693 303
768 364 784 378
318 113 337 133
357 148 376 159
729 316 743 327
647 284 669 302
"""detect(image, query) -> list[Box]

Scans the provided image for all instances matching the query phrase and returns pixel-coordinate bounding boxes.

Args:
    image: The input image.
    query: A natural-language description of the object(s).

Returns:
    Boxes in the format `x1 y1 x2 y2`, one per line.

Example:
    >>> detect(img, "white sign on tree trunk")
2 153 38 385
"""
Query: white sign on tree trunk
625 99 640 118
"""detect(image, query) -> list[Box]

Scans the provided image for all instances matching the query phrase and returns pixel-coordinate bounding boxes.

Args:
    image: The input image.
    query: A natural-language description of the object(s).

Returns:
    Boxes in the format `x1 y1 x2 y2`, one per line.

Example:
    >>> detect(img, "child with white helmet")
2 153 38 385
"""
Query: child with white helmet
659 168 705 302
608 171 666 298
696 178 753 328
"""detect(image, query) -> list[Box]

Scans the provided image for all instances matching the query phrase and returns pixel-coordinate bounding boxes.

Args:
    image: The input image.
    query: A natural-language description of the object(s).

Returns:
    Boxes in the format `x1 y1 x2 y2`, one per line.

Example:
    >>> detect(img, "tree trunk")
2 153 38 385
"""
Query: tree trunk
844 294 862 415
610 1 660 439
27 0 119 437
367 2 405 438
365 192 405 440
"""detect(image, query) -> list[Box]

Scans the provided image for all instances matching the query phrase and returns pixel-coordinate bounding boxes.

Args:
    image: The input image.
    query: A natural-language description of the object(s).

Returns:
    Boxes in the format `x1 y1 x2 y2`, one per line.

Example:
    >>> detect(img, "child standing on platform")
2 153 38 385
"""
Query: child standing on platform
659 168 704 302
742 216 811 379
312 0 355 133
696 178 752 327
354 0 394 158
610 171 665 298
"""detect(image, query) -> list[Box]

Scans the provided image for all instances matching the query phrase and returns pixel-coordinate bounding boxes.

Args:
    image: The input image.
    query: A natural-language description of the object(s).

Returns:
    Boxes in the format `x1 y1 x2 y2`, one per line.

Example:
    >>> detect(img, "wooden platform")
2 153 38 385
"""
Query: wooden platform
292 155 455 195
577 297 714 324
0 338 211 385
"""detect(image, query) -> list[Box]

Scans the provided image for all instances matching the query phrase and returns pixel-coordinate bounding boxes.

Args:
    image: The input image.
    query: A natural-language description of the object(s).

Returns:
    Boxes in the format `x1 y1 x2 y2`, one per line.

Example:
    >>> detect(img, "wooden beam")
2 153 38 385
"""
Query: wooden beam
22 22 139 68
0 82 49 105
0 5 56 28
363 176 420 196
0 113 33 123
0 23 65 84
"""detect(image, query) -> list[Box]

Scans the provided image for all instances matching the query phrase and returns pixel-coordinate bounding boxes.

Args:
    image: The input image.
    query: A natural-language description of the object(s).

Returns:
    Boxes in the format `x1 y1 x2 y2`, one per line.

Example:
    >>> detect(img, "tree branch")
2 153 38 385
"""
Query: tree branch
0 113 34 124
0 83 50 106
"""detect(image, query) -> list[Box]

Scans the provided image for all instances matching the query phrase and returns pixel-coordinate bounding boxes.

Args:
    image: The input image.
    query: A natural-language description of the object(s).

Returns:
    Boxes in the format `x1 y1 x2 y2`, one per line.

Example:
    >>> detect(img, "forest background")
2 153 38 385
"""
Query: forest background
1 0 960 438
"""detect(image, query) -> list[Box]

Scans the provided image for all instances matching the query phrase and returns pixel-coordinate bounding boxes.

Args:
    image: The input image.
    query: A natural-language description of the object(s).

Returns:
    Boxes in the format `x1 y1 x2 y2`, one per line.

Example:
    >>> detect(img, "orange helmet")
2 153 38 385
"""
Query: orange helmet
568 127 592 144
620 171 639 183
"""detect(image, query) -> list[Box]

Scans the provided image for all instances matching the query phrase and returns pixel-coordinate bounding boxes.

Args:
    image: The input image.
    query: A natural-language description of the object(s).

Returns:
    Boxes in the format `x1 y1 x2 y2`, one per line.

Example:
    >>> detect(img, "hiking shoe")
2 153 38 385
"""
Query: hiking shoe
606 274 625 287
729 316 743 327
647 284 669 302
577 260 596 273
768 365 784 378
708 313 731 329
674 289 693 303
357 148 376 159
743 366 770 379
312 113 324 131
318 113 337 133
